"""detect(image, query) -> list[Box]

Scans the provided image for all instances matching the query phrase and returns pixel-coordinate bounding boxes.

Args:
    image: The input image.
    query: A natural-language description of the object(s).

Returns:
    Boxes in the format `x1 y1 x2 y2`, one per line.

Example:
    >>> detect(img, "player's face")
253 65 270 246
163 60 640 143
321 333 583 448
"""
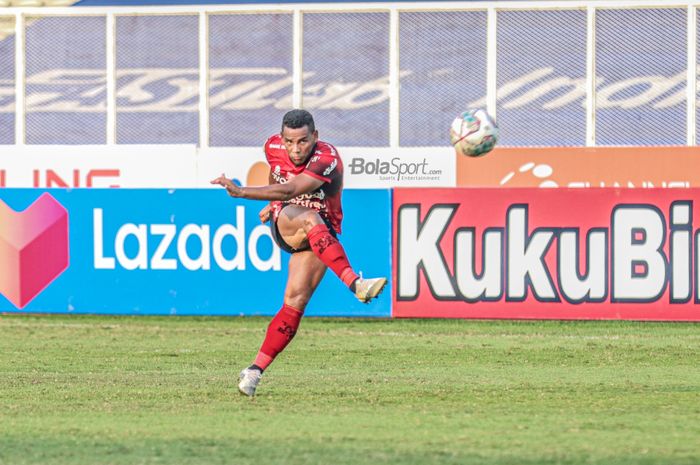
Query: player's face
282 125 318 166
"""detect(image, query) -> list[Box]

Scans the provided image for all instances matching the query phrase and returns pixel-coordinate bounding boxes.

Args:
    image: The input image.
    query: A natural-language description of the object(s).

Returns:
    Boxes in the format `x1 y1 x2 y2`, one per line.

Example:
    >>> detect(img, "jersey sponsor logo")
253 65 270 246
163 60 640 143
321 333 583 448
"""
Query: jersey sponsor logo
294 190 325 201
323 159 337 177
287 197 325 211
271 165 286 184
271 170 297 185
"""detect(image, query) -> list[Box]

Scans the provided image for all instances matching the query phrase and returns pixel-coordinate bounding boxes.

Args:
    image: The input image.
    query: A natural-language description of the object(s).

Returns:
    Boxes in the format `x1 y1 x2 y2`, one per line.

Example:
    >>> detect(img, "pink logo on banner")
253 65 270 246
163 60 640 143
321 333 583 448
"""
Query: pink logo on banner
0 193 69 309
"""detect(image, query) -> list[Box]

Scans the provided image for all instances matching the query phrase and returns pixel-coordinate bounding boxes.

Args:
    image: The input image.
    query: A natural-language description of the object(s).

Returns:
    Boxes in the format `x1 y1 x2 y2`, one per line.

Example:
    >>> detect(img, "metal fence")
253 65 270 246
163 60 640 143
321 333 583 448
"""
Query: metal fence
0 1 698 147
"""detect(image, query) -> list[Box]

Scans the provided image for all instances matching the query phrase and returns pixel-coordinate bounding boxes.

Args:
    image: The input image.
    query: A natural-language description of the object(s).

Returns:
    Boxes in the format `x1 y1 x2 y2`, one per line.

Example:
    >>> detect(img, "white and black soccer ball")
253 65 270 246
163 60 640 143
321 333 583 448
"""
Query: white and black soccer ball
450 109 499 157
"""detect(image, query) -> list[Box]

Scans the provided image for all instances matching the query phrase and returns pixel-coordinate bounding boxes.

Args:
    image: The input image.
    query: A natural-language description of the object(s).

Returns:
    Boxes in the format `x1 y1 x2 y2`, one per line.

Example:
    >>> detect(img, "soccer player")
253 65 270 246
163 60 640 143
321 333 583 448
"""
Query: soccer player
210 109 387 397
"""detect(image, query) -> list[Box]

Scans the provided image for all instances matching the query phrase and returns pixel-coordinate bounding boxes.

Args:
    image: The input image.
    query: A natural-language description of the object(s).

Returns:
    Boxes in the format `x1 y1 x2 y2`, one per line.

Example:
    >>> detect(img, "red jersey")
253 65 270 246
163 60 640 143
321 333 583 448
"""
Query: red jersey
264 134 345 234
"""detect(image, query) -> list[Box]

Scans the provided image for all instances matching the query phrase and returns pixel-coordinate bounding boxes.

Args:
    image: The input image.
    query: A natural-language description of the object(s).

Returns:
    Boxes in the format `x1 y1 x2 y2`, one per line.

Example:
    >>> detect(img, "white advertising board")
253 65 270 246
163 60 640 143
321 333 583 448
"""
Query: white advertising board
0 145 198 188
0 145 455 189
340 147 456 188
198 146 456 189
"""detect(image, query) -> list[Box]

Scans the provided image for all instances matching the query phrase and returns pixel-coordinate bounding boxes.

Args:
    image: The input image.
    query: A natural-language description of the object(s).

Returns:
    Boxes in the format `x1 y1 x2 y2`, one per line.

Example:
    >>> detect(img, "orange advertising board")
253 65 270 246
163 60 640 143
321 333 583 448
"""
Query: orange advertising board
457 146 700 188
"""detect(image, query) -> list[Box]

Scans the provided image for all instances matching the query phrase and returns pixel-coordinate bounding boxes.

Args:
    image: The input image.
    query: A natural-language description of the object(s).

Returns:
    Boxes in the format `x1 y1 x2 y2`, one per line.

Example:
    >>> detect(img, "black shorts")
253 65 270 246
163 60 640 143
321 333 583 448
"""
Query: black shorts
270 213 337 254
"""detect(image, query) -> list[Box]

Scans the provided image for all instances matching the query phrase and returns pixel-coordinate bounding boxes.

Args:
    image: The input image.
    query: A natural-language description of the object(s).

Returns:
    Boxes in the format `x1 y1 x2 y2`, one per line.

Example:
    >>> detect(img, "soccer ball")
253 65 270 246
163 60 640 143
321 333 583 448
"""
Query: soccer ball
450 109 499 157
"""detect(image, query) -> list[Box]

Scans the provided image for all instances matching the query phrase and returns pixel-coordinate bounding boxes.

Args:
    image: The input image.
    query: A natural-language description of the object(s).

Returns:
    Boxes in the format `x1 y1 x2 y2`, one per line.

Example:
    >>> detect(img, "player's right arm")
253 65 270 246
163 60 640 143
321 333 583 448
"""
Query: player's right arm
212 135 327 203
210 172 323 201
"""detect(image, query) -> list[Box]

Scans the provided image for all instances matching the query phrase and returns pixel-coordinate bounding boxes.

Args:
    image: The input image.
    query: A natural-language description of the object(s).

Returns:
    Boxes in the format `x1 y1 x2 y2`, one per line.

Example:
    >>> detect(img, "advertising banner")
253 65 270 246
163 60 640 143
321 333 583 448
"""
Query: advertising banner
342 147 455 188
0 188 391 317
0 145 198 188
457 147 700 188
0 145 450 189
394 188 700 321
202 146 456 189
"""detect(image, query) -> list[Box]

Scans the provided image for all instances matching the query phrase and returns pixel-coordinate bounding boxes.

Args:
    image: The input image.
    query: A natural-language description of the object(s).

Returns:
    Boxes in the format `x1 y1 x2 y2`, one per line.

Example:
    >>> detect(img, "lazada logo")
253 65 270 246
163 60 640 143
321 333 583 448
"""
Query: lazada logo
92 206 279 272
0 194 69 309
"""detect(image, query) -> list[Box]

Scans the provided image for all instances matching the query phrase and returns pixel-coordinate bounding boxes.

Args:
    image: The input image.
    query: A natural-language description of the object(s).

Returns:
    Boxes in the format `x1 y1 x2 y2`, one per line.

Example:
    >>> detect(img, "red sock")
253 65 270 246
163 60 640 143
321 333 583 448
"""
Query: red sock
307 224 359 288
254 304 303 371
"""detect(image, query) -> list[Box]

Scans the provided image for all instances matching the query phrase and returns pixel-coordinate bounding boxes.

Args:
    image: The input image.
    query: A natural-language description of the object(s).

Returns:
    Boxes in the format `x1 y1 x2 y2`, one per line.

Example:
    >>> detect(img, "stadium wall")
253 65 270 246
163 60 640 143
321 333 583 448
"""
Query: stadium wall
2 1 700 320
3 185 700 320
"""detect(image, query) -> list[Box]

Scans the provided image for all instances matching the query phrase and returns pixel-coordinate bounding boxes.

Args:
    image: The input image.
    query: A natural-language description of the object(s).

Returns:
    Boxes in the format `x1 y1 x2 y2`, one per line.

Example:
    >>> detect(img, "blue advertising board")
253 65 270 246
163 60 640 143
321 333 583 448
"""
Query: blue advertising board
0 189 391 317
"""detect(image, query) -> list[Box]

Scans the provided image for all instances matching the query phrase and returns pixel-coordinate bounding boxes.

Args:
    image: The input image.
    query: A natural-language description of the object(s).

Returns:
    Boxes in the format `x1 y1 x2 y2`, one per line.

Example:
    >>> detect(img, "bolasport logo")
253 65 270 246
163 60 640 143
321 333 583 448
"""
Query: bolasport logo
348 157 443 182
0 194 69 309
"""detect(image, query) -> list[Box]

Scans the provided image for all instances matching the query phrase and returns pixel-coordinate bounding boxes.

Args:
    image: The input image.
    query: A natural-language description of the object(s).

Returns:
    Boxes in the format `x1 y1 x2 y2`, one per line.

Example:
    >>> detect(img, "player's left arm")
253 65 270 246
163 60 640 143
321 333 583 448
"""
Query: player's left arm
210 172 324 201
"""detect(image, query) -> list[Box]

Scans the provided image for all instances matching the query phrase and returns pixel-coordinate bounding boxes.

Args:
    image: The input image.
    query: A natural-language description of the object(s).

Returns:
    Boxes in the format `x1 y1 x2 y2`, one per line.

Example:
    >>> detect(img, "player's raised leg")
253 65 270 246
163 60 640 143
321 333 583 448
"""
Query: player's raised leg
276 204 387 303
238 250 326 397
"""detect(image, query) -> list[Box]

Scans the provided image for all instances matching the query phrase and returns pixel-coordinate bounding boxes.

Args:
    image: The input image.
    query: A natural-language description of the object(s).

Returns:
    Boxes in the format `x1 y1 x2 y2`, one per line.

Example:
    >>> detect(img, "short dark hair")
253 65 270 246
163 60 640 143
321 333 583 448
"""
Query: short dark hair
281 109 315 133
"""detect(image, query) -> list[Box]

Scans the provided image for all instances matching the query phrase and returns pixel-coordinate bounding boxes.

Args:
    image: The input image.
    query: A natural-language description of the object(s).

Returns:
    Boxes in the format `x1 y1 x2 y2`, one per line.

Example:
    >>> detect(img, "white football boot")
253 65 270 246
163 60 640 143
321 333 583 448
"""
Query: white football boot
354 275 388 303
238 367 262 397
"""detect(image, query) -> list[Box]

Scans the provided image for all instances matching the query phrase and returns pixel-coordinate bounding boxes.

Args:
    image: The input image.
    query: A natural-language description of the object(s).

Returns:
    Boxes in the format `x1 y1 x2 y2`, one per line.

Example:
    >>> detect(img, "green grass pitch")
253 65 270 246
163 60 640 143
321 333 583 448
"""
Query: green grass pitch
0 314 698 465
